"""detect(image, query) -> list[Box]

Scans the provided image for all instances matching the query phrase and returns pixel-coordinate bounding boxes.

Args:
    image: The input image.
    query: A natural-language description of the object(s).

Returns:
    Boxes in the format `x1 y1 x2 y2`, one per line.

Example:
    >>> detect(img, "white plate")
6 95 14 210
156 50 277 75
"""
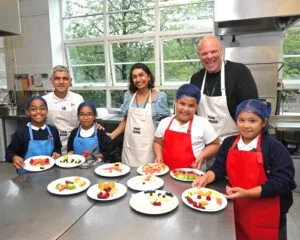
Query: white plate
95 163 130 177
24 156 55 172
130 190 179 215
170 168 204 182
47 176 91 195
55 154 85 168
136 163 169 176
87 183 127 201
182 187 227 212
127 175 164 191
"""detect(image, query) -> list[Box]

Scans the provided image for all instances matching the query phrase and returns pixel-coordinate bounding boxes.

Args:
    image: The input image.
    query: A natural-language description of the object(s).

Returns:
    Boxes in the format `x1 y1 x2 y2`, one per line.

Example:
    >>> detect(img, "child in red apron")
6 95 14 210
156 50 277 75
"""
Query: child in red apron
192 99 296 240
153 84 220 170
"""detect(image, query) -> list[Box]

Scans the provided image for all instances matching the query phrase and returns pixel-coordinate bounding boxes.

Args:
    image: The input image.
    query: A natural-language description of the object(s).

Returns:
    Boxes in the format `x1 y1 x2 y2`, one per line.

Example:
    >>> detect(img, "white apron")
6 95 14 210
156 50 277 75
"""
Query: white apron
47 104 78 154
122 91 155 167
198 61 238 142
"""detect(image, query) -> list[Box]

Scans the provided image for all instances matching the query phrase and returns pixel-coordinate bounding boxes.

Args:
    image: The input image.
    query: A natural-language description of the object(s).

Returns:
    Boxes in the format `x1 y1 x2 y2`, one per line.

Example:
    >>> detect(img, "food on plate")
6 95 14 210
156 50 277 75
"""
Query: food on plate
184 188 223 210
172 169 203 181
141 163 167 175
144 190 174 206
55 177 86 192
102 162 123 172
97 182 118 199
30 158 50 168
139 175 156 184
59 155 82 164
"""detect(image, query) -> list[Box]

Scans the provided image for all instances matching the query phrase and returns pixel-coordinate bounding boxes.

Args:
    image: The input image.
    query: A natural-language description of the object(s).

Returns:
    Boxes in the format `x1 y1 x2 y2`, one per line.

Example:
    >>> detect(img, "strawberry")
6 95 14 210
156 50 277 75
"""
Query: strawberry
206 195 211 201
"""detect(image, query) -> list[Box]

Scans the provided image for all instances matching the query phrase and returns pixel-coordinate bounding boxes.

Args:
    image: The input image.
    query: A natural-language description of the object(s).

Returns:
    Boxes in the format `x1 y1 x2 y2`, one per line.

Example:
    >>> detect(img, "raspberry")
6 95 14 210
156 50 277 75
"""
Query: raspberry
193 202 198 208
97 192 104 198
197 195 202 199
206 196 211 201
104 192 110 199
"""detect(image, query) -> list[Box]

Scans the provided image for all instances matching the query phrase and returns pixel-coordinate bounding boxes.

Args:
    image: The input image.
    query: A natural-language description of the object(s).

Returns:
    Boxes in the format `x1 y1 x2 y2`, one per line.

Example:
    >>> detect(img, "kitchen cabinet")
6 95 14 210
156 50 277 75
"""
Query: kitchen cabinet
0 0 21 36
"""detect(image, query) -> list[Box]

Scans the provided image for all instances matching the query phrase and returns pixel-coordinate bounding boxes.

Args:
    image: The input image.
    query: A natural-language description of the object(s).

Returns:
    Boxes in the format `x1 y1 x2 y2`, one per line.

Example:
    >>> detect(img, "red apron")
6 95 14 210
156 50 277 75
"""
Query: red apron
163 116 195 170
226 134 280 240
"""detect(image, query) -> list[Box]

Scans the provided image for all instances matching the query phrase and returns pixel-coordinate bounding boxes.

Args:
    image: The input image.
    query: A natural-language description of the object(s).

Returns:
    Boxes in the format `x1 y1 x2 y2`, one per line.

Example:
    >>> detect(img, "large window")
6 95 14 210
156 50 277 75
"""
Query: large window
61 0 213 108
0 38 7 89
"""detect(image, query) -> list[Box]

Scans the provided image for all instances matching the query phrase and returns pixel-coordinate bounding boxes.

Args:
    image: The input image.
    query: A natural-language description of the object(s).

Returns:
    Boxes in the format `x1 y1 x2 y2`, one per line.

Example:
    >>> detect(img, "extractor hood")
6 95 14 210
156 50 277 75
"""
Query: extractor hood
214 0 300 36
0 0 21 36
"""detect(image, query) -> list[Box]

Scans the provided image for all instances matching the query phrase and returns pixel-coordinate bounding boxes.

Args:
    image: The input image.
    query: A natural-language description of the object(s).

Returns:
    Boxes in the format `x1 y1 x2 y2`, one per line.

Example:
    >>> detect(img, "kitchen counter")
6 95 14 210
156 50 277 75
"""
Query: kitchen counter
0 163 235 240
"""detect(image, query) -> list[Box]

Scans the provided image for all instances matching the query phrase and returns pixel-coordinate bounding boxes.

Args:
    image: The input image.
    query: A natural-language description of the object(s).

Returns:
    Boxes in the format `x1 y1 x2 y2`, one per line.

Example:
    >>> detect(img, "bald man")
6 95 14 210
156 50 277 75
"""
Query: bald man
191 35 258 141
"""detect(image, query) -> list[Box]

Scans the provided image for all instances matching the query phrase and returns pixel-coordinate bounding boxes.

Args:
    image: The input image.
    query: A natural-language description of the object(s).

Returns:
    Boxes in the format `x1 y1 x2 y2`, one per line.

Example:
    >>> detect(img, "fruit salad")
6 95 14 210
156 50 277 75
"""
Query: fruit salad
102 162 123 173
184 188 223 210
97 182 118 199
55 177 86 192
59 155 82 164
144 190 174 207
141 163 167 175
30 158 50 169
172 169 203 181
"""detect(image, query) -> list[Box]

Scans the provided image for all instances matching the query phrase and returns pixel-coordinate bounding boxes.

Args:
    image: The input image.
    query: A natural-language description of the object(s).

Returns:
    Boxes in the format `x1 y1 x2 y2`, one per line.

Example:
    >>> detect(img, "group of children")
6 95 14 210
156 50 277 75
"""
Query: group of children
5 84 296 240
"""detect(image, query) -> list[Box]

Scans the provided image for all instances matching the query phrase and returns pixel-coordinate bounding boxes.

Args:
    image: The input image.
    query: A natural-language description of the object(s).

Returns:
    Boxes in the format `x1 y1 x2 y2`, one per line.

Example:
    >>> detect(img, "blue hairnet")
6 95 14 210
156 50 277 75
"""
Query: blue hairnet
236 99 272 134
25 96 48 110
176 84 201 104
77 101 97 117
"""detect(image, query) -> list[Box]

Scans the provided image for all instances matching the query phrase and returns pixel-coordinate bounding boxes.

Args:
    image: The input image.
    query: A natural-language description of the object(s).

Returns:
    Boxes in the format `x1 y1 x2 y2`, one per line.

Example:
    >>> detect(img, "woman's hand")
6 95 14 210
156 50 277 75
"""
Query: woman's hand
192 156 205 169
12 155 25 169
155 156 163 164
192 171 215 188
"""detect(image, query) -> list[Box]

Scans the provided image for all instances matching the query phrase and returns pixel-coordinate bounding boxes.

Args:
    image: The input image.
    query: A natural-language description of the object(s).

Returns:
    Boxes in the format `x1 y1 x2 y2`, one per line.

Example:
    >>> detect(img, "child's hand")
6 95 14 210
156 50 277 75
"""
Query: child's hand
12 156 25 169
192 175 208 188
225 186 247 200
52 152 61 159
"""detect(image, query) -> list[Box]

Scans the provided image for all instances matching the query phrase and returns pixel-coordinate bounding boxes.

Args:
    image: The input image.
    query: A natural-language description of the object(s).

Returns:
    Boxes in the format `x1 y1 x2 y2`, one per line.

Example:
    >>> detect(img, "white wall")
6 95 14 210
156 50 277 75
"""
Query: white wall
5 0 60 90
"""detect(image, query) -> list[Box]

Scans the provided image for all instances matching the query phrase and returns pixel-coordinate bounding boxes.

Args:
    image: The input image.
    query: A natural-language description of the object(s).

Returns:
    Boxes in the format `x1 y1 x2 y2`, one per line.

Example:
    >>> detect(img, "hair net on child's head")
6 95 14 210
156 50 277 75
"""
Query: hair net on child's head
176 84 201 104
236 99 272 134
25 96 48 110
77 101 97 117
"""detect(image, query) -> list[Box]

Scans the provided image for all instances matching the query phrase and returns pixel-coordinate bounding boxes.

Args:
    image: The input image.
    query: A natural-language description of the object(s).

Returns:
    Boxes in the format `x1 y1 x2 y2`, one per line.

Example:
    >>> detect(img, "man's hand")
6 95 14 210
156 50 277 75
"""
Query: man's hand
12 155 25 169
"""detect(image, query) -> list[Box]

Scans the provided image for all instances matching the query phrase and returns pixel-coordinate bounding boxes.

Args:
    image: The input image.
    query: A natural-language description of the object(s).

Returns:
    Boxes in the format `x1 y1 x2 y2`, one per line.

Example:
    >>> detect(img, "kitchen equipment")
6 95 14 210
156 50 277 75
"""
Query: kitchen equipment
282 139 299 154
0 104 17 116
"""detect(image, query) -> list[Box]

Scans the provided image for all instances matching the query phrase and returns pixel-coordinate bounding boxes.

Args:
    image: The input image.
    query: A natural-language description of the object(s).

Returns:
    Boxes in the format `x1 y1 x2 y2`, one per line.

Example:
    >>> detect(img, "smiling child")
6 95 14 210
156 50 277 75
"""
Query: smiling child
5 96 62 174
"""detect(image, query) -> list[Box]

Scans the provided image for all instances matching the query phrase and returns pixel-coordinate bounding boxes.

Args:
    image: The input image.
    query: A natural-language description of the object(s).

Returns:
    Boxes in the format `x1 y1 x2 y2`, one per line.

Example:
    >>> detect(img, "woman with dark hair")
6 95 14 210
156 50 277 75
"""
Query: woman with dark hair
5 96 62 174
110 63 171 167
67 101 113 161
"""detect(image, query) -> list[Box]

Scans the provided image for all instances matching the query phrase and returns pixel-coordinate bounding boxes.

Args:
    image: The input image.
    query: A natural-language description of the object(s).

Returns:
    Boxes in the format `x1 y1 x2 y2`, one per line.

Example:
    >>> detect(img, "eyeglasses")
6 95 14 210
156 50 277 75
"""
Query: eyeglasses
29 106 47 111
79 113 95 117
53 77 70 82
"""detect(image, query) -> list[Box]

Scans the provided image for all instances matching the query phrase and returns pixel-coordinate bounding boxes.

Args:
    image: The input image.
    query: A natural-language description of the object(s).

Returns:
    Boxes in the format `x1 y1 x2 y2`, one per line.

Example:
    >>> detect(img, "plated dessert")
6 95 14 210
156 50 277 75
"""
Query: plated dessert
47 176 91 195
94 162 130 177
137 163 169 176
55 154 85 168
87 182 127 201
130 190 179 215
182 187 227 212
24 156 55 171
126 175 164 191
170 168 204 182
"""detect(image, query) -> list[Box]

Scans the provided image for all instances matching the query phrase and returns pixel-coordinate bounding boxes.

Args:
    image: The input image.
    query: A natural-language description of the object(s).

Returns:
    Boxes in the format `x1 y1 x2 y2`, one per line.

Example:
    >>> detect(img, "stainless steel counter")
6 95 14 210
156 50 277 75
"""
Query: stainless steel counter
0 164 235 240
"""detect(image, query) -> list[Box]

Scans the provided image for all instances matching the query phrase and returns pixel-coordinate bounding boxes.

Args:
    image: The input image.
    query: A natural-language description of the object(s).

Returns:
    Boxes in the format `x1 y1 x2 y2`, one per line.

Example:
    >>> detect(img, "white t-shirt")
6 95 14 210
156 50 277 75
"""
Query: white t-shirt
155 115 217 158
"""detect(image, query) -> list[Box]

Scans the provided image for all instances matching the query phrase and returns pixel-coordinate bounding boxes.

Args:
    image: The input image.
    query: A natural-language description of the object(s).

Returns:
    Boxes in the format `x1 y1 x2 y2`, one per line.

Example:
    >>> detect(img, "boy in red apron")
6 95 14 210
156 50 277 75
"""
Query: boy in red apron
192 99 296 240
153 84 220 170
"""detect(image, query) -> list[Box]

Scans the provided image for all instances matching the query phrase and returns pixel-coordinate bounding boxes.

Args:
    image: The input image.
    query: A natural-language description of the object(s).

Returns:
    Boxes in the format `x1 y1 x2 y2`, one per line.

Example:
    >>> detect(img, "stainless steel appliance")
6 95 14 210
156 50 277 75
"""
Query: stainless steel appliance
214 0 300 36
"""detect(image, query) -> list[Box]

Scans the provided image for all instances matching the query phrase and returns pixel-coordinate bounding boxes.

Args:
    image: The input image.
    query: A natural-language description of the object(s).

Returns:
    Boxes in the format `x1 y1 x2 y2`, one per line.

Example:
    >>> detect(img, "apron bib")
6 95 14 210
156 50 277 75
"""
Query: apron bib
226 134 280 240
73 125 100 156
18 123 54 175
122 91 154 167
162 117 195 170
198 61 238 142
47 103 78 154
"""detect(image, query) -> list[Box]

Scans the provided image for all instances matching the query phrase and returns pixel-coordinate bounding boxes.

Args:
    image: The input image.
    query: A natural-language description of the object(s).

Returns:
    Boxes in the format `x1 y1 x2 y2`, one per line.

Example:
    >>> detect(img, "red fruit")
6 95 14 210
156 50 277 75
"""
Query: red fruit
206 196 211 201
83 150 89 157
30 159 34 165
97 192 104 198
197 195 202 199
45 158 50 164
104 192 110 199
193 202 198 208
216 198 223 205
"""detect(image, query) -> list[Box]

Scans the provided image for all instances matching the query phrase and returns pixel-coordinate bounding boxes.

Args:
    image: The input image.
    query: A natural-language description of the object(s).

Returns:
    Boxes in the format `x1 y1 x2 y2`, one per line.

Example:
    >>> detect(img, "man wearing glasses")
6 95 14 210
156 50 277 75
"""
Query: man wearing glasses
43 65 84 154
